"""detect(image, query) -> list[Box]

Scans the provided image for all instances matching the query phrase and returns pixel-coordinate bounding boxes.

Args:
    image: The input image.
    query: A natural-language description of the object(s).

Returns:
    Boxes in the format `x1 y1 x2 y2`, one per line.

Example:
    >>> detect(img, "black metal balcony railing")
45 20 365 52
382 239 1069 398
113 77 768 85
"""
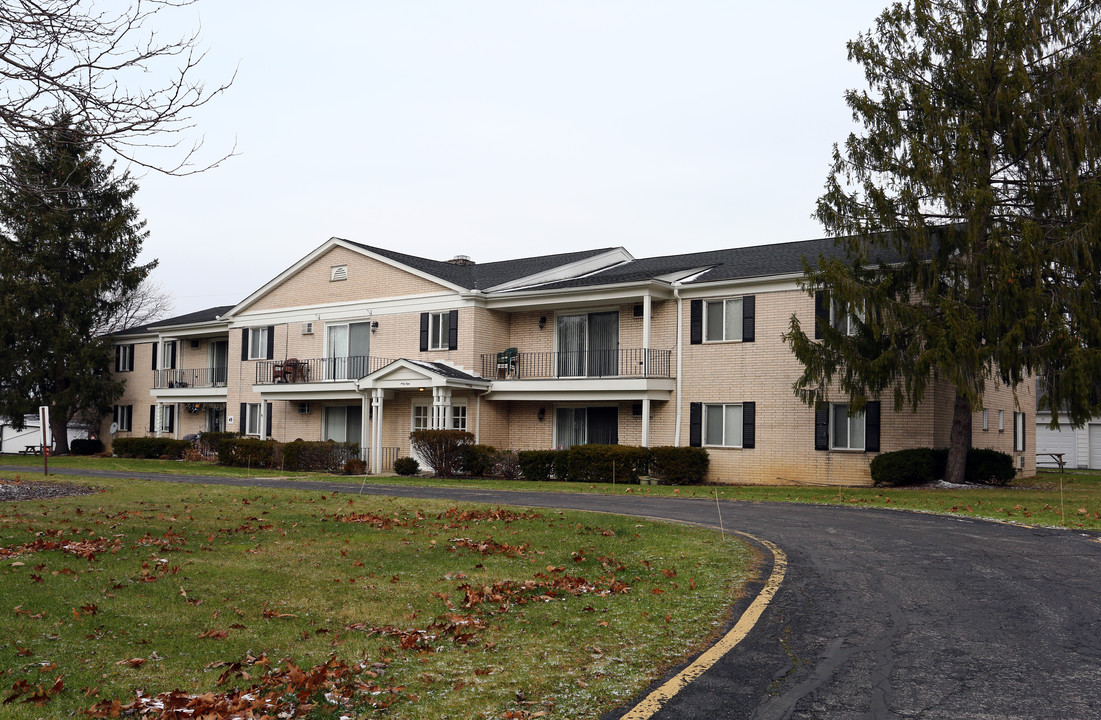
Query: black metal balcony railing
254 355 398 385
154 367 228 389
480 348 673 380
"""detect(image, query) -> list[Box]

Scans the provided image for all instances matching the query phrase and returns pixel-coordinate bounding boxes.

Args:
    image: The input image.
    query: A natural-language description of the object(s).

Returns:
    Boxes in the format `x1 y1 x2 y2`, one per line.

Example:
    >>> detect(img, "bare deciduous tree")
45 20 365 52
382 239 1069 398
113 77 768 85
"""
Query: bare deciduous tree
95 278 174 335
0 0 234 175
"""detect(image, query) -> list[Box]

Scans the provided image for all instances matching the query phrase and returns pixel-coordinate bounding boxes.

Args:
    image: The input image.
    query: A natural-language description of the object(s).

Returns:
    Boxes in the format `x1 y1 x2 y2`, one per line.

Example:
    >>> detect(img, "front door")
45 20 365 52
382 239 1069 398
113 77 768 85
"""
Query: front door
206 406 225 432
327 322 372 380
556 311 619 377
410 402 431 469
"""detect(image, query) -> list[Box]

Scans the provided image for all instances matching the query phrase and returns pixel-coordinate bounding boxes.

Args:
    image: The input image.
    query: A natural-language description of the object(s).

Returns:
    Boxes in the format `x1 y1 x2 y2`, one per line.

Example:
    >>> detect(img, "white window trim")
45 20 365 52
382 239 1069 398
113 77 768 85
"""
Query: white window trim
118 344 134 372
830 299 864 337
703 297 744 343
998 409 1005 432
115 405 132 432
1014 412 1025 452
830 403 866 451
982 408 989 431
451 401 468 431
160 340 176 370
427 311 449 351
703 402 743 447
247 328 268 361
244 402 262 436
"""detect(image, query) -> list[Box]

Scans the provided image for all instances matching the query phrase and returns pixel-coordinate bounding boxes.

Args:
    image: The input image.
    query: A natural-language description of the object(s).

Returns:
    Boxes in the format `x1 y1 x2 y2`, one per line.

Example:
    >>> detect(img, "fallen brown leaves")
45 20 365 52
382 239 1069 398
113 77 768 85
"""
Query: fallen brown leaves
448 537 530 557
0 536 121 561
85 654 407 718
345 613 488 651
4 675 63 706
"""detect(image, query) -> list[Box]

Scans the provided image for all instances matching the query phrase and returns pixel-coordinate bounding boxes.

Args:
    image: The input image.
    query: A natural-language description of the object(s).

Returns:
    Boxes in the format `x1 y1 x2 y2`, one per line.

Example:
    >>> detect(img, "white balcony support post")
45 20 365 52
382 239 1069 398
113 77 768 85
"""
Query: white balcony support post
431 388 452 430
259 403 267 441
154 402 162 438
360 393 370 467
642 397 651 447
642 295 652 376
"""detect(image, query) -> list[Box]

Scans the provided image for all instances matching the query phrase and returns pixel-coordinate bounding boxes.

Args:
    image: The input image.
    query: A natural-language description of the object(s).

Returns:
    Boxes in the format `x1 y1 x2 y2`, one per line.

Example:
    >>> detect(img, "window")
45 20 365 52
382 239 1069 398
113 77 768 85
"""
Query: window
982 409 989 431
112 405 132 432
158 405 175 434
704 403 743 447
248 328 268 360
244 403 262 435
830 403 865 451
323 405 362 443
161 340 177 370
451 404 468 431
555 407 619 449
998 410 1005 432
1014 412 1025 452
115 344 134 372
428 312 448 351
830 299 864 336
327 322 372 379
705 298 743 342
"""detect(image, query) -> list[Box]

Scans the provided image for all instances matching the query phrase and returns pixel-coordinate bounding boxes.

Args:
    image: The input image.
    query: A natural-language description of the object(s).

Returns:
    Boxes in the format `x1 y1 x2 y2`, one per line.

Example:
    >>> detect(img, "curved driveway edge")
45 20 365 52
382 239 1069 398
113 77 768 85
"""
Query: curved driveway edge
6 466 1101 719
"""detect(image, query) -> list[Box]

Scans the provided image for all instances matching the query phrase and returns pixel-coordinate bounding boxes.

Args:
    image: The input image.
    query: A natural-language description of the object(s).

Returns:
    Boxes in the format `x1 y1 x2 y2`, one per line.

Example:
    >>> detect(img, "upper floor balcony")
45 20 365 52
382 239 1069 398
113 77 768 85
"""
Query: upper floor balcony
479 348 673 380
154 367 227 389
254 355 399 385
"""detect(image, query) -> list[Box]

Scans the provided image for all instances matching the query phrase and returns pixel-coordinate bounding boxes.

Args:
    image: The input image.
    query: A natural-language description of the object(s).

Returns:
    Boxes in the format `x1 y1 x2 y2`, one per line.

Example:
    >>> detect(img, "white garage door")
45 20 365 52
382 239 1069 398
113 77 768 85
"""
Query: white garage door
1089 425 1101 470
1036 420 1077 469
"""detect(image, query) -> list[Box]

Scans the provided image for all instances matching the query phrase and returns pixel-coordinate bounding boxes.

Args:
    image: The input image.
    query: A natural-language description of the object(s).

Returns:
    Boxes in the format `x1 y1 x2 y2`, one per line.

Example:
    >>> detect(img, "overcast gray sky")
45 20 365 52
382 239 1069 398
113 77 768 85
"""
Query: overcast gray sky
134 1 890 315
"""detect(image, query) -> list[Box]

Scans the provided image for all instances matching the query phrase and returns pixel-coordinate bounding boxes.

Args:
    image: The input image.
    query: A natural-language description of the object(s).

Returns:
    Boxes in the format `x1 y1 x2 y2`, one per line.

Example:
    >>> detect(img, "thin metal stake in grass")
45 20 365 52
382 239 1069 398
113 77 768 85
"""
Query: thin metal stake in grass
714 489 724 542
1060 474 1066 528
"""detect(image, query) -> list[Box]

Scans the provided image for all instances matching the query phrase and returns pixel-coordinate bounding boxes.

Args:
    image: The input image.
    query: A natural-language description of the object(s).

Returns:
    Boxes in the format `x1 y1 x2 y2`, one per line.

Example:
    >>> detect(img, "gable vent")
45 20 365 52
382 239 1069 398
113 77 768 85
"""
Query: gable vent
301 322 314 335
330 265 348 281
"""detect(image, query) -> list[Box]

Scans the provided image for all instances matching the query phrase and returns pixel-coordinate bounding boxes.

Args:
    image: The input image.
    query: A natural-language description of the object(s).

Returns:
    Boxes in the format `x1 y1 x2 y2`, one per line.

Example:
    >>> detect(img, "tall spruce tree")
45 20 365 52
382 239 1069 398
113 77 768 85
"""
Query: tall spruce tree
0 116 154 453
784 0 1101 484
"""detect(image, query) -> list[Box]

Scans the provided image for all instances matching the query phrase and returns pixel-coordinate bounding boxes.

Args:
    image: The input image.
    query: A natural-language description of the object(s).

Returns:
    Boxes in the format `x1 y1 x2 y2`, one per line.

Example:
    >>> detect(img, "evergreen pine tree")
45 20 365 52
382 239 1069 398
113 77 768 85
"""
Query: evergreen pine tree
784 0 1101 484
0 115 154 453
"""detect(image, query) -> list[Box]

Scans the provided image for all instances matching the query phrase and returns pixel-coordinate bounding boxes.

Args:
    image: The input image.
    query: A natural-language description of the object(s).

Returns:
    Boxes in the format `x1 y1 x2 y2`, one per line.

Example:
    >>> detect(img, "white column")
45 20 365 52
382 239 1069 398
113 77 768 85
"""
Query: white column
360 393 370 466
154 403 162 438
372 389 384 474
642 295 652 377
259 402 267 440
642 397 651 447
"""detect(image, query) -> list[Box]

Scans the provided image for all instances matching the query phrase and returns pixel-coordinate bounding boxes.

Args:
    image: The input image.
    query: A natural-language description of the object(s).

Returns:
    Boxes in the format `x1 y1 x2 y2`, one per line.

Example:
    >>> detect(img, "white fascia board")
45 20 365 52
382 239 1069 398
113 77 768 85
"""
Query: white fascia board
484 378 675 401
150 388 229 403
484 248 635 292
254 382 361 400
675 273 804 298
229 292 473 328
113 332 158 344
224 238 467 320
484 281 675 310
153 322 231 340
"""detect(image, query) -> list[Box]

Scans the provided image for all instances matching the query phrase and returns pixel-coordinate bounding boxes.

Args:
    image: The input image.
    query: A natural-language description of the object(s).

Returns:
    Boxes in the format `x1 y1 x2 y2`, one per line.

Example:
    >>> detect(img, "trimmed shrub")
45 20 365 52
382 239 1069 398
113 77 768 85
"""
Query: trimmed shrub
409 429 474 478
493 450 521 480
460 444 498 477
113 437 191 460
870 448 941 487
216 438 282 468
564 444 651 484
198 431 239 456
283 440 359 472
393 456 420 476
965 448 1015 485
70 438 104 456
517 450 558 481
649 446 710 485
343 457 367 475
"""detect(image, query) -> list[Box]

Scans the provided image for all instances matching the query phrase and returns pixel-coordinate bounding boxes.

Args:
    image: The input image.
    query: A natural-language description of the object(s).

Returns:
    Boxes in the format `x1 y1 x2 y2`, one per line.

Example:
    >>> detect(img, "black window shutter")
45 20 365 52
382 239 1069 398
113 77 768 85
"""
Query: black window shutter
166 406 174 434
814 291 828 340
742 401 756 449
1013 412 1019 451
149 405 156 433
419 313 429 352
241 329 249 360
814 404 829 450
266 326 275 360
1021 412 1025 451
151 342 158 370
265 402 273 438
689 402 702 447
742 295 756 343
240 403 247 433
865 401 881 452
690 300 703 345
115 346 121 372
448 310 458 351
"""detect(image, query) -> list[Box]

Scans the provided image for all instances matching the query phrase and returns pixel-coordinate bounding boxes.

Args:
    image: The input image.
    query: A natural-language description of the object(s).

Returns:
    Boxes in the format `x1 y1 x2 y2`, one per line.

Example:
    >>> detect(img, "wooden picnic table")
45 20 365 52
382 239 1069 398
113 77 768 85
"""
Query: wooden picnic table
1039 452 1066 472
19 445 44 455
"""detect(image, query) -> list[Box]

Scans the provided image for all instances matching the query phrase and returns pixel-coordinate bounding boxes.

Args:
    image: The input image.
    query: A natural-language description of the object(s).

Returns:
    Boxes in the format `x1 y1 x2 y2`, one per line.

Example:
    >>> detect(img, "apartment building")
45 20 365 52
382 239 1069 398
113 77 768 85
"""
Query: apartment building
107 236 1035 484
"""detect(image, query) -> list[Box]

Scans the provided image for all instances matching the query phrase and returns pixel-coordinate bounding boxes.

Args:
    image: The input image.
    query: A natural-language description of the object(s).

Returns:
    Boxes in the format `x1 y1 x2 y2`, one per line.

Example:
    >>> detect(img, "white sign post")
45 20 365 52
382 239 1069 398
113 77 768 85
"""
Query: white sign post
39 406 50 475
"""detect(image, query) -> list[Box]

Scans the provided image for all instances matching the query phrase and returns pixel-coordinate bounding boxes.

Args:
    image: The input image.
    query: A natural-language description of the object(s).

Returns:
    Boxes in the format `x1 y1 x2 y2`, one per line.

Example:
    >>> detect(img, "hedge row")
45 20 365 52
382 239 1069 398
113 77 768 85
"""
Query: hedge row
112 437 192 460
70 438 104 456
215 438 361 472
516 445 709 484
870 447 1016 487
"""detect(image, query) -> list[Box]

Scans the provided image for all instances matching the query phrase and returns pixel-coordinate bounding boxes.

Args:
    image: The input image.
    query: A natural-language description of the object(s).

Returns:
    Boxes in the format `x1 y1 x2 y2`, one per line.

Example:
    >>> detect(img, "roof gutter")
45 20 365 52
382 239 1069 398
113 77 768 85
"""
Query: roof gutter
673 283 684 446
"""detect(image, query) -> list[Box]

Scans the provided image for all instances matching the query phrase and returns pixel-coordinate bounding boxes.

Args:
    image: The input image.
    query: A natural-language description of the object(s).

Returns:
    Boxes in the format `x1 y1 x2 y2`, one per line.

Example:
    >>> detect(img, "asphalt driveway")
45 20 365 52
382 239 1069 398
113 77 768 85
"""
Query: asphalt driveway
7 466 1100 719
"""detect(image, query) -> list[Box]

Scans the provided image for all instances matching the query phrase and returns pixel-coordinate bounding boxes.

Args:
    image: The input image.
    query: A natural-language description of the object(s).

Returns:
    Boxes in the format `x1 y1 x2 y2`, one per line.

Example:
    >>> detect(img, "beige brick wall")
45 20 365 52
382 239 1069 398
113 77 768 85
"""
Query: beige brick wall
249 247 450 312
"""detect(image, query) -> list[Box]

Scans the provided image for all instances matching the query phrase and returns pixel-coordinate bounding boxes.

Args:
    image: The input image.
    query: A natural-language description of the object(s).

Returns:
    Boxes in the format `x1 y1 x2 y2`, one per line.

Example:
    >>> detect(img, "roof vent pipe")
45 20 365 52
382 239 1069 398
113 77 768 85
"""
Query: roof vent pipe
447 255 474 266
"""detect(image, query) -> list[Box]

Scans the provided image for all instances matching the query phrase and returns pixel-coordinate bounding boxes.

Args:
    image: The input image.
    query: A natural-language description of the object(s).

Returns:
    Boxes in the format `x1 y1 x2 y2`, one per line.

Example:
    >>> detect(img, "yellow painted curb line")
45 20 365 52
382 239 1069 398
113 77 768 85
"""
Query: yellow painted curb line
619 531 787 719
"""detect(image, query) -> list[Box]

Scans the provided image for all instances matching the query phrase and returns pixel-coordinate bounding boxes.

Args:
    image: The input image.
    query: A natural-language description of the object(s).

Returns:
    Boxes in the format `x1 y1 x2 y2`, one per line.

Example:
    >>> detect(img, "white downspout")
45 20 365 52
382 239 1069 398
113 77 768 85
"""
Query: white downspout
673 284 684 446
475 387 492 444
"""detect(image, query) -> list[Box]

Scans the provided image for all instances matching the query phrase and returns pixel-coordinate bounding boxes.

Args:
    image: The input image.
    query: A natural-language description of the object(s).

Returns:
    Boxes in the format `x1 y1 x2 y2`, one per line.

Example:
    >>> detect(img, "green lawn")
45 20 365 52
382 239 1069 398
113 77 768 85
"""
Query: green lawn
0 454 317 478
0 472 752 719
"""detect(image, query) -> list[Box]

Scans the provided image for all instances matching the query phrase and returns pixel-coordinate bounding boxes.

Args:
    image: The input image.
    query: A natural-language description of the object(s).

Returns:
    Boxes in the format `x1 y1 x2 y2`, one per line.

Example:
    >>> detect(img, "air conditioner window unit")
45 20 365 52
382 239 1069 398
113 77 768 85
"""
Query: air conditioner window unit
302 322 313 335
298 402 310 415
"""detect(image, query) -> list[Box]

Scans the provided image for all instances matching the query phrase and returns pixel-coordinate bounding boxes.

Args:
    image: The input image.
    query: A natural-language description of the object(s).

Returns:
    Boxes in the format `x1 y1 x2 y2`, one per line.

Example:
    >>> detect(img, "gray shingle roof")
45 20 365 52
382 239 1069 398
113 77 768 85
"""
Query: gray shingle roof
406 360 488 383
340 240 619 290
114 305 234 337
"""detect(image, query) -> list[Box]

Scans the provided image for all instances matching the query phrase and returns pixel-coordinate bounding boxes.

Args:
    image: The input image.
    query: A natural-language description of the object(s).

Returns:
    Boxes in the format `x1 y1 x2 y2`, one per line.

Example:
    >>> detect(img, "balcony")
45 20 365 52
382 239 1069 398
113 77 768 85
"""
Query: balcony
254 356 398 385
479 348 673 380
154 367 227 389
